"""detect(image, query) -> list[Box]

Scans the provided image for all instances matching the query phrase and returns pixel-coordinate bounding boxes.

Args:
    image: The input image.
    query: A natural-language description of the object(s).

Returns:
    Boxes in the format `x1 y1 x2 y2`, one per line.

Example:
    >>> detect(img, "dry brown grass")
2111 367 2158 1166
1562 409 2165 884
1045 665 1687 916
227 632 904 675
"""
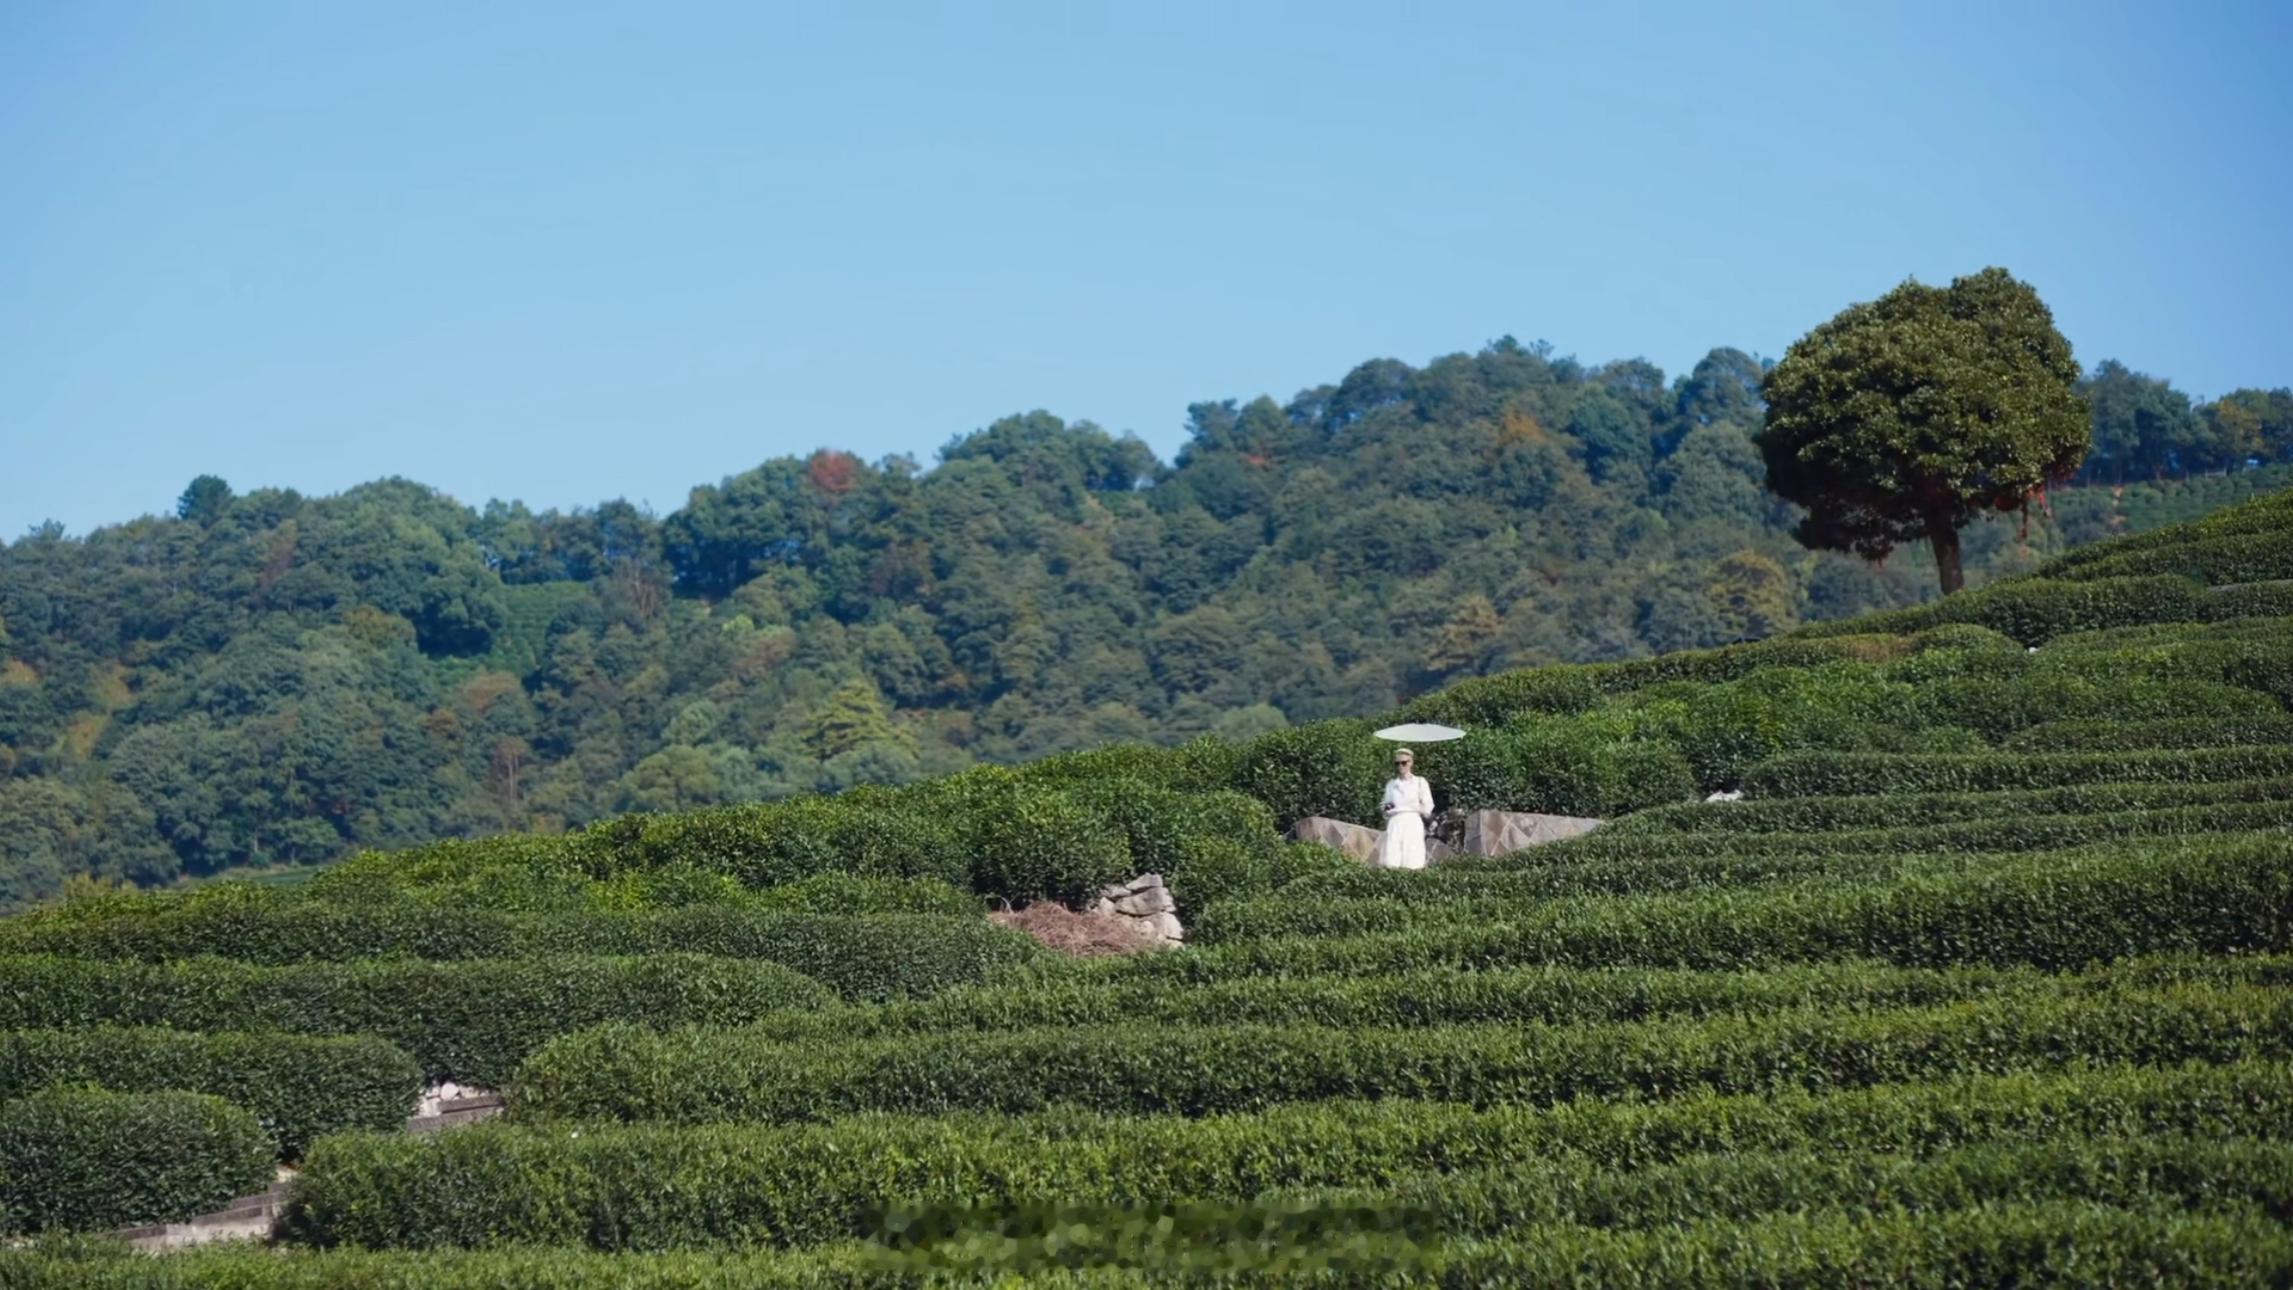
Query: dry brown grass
990 903 1159 957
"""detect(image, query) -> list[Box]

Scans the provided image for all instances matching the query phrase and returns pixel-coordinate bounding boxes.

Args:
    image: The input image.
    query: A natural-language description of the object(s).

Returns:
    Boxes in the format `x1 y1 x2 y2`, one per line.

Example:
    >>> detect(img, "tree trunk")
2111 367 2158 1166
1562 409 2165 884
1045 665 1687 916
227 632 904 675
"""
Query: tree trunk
1931 523 1965 596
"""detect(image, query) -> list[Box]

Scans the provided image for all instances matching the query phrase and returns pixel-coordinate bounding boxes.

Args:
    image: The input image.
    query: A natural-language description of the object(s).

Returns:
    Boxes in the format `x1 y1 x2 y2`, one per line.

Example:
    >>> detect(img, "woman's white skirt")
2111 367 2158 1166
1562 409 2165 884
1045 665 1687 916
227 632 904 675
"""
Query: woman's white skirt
1376 812 1428 870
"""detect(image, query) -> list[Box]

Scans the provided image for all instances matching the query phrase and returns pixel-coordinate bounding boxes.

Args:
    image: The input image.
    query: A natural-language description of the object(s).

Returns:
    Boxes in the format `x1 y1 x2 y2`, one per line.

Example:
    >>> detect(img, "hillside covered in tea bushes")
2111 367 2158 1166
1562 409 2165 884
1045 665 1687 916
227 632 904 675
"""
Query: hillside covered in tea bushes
4 335 2288 907
1 488 2290 1283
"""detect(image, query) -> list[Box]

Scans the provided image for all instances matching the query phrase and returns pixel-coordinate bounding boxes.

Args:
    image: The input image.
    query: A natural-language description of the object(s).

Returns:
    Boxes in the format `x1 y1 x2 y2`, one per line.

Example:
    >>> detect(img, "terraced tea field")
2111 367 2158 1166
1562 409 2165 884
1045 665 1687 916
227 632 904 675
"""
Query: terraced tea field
4 490 2290 1286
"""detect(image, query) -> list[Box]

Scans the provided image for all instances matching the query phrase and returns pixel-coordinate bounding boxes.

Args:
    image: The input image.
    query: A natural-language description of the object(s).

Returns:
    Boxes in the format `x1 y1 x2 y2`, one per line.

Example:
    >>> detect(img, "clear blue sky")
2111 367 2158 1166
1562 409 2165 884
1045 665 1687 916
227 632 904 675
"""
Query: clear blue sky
5 1 2288 535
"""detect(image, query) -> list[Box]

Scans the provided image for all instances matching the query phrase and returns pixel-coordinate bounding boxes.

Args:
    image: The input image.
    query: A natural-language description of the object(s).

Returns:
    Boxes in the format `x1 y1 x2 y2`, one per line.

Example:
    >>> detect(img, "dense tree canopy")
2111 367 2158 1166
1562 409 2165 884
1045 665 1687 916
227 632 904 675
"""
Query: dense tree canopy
2 335 2286 905
1758 268 2092 594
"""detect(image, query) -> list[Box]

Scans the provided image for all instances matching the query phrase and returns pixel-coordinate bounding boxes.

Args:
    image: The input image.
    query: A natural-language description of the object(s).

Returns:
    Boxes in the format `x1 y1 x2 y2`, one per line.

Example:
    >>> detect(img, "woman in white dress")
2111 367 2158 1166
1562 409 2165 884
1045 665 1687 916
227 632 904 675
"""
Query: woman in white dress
1376 747 1435 870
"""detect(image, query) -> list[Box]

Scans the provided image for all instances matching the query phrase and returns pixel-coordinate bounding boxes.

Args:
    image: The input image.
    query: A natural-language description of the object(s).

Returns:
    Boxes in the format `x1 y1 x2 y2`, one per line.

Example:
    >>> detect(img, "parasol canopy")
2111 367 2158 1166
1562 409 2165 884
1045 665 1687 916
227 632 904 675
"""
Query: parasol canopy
1373 722 1465 743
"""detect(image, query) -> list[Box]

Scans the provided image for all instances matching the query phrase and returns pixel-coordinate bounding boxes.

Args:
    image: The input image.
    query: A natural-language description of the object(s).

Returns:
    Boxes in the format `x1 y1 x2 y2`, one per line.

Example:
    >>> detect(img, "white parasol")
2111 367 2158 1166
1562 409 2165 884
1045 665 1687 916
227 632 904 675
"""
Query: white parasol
1373 722 1465 743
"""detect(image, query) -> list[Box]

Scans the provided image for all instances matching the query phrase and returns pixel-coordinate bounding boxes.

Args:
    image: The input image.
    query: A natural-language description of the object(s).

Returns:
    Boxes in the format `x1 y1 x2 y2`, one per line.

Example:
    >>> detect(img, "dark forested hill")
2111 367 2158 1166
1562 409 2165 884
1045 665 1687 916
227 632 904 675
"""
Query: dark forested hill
3 339 2287 904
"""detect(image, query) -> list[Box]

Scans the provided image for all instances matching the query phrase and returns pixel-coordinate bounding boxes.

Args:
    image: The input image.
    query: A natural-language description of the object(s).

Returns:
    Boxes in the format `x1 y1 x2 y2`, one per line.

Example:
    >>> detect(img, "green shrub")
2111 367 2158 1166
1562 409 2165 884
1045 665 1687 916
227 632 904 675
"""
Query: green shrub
1236 721 1387 827
1912 675 2262 744
2061 531 2293 585
2002 713 2293 752
1499 717 1607 815
749 874 978 915
1596 741 1702 812
0 954 835 1086
31 1203 2293 1283
1495 718 1698 815
531 910 1040 1002
1656 665 1928 788
1273 848 1972 902
0 1245 884 1289
1062 780 1280 884
2206 583 2293 619
1144 839 2292 975
0 1089 272 1235
0 1028 418 1158
1401 667 1605 727
511 982 2291 1125
1266 841 1355 887
1199 811 2293 932
963 787 1131 904
587 865 758 910
897 1136 2293 1253
307 837 603 911
1161 837 1262 913
285 1061 2293 1249
1604 775 2293 837
1018 737 1239 794
0 886 517 963
742 957 2291 1046
2040 487 2293 577
0 904 1035 1002
1798 575 2215 645
611 794 969 890
1410 734 1520 813
1742 744 2293 797
1428 1204 2293 1289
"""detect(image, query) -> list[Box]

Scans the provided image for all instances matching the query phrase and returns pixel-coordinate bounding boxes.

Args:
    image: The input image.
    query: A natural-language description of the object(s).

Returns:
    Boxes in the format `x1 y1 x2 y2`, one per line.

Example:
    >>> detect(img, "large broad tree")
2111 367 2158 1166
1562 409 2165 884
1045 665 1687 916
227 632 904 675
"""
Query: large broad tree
1757 267 2089 594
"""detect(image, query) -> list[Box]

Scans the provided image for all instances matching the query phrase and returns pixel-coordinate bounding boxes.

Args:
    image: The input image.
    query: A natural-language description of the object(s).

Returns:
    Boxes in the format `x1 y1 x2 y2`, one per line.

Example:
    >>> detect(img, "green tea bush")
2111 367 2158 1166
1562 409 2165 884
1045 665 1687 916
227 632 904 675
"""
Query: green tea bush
1144 840 2291 974
0 886 516 963
964 786 1132 904
1409 733 1519 813
1197 808 2293 930
1742 744 2293 797
1277 847 1970 902
742 958 2292 1045
1018 736 1240 794
747 874 979 915
285 1061 2293 1249
1603 775 2293 837
2041 486 2293 577
307 836 603 911
1400 665 1605 727
916 1136 2292 1250
2002 713 2293 752
1592 635 1911 694
1798 575 2215 645
1235 720 1391 827
1588 795 2293 859
0 954 835 1086
1160 838 1263 913
1656 665 1926 787
1062 779 1280 884
0 1028 418 1158
511 982 2291 1125
33 1203 2293 1283
1428 1204 2293 1289
1498 717 1699 816
583 864 758 910
2061 531 2293 585
0 1089 272 1235
1914 676 2262 744
0 904 1035 1002
2206 583 2293 619
611 793 969 890
529 910 1040 1001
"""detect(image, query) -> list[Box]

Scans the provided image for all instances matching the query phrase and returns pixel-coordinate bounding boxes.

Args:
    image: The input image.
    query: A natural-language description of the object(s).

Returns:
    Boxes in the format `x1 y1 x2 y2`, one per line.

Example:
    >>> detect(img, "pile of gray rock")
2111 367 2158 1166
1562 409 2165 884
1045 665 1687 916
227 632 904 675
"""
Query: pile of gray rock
1087 872 1186 947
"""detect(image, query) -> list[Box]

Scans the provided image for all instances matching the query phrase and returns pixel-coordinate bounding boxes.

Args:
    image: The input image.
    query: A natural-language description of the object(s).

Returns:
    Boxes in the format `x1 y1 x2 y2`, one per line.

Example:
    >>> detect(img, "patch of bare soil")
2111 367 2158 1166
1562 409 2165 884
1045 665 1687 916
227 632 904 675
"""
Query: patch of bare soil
990 902 1159 957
